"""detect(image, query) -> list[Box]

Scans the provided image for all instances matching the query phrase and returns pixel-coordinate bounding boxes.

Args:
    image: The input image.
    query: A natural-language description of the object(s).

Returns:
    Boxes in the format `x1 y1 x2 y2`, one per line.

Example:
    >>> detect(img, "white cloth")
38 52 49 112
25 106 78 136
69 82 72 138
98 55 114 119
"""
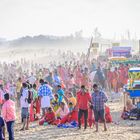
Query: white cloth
20 88 29 108
27 76 36 85
0 89 5 101
41 96 50 108
9 86 16 96
89 71 96 82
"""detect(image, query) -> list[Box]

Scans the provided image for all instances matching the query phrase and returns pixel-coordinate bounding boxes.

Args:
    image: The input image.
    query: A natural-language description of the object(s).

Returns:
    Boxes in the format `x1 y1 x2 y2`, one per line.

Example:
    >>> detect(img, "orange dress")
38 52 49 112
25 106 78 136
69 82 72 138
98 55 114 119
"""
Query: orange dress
112 71 119 92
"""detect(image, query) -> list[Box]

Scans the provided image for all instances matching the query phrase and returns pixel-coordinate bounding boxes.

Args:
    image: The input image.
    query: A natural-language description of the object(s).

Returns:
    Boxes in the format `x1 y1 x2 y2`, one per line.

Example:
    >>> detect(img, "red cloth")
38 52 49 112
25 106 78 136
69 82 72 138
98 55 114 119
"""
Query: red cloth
39 112 55 125
88 108 95 127
77 91 91 110
60 110 78 124
30 102 34 122
105 106 112 123
45 112 55 120
36 99 40 114
53 119 61 125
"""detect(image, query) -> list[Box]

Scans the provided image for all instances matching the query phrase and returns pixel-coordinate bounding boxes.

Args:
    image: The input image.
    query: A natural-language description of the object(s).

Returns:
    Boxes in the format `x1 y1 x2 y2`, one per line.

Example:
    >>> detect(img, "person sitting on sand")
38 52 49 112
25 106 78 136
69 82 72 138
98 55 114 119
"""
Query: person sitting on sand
39 107 56 125
68 102 74 113
56 102 69 119
59 102 78 124
126 100 135 112
121 99 135 120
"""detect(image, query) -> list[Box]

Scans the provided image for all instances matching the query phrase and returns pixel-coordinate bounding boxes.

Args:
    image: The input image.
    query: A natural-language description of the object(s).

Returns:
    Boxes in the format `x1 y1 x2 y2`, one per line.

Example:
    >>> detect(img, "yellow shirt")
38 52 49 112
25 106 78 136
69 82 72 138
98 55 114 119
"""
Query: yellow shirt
16 81 22 93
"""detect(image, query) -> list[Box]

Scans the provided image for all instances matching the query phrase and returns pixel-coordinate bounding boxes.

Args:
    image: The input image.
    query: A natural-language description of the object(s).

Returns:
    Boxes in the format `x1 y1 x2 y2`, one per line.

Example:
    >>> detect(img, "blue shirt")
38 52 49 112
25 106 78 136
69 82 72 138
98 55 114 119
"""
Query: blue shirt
0 117 5 140
38 84 53 100
57 89 64 103
54 75 61 86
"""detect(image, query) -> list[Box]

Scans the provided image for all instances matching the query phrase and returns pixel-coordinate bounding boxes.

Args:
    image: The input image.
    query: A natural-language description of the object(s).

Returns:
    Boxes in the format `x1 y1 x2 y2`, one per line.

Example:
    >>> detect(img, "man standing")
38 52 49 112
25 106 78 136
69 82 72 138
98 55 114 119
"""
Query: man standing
92 84 108 132
2 93 16 140
77 85 91 130
20 83 30 131
38 79 53 116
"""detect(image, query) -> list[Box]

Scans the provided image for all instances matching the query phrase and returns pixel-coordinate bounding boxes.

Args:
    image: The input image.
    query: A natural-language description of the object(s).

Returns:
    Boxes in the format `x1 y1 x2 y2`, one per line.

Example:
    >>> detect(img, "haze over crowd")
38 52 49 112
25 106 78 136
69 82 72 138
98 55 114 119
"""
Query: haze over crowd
0 0 140 40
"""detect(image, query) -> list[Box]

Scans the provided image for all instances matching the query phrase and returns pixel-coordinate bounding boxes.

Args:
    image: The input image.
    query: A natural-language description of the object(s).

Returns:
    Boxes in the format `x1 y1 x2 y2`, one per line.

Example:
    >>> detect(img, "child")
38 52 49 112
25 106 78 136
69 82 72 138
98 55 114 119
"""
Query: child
57 85 65 104
0 116 5 140
32 84 40 120
39 107 55 125
51 94 59 112
68 102 74 113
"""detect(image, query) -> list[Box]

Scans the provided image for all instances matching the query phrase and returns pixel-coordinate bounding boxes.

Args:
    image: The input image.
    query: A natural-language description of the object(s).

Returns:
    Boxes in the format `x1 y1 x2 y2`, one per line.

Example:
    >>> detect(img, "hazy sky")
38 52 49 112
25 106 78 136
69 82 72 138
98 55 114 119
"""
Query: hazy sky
0 0 140 40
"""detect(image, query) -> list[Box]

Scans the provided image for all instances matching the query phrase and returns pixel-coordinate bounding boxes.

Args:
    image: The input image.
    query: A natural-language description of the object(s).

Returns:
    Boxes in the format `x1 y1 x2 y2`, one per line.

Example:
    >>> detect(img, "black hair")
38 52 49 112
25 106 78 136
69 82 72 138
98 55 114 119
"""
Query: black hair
69 102 73 106
57 85 61 88
39 79 44 84
81 85 85 89
33 84 37 88
22 83 27 88
54 94 58 98
4 93 9 100
48 107 52 111
93 84 98 88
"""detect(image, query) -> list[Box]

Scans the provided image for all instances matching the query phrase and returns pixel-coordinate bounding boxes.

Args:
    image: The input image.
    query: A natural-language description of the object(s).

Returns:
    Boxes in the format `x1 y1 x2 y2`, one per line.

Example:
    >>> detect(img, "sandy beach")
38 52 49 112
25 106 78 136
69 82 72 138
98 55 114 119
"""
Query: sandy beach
13 101 140 140
0 47 139 140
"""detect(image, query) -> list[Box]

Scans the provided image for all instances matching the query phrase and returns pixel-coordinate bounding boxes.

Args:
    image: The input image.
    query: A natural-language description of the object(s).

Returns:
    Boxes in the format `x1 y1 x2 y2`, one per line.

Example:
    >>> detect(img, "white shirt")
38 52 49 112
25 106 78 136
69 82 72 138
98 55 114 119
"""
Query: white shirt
20 88 29 108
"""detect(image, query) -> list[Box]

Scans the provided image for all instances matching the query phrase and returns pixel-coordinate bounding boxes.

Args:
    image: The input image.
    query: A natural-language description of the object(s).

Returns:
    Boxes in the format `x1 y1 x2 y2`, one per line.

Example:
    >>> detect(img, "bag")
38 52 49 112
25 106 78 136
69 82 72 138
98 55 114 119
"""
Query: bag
129 109 139 120
27 90 33 104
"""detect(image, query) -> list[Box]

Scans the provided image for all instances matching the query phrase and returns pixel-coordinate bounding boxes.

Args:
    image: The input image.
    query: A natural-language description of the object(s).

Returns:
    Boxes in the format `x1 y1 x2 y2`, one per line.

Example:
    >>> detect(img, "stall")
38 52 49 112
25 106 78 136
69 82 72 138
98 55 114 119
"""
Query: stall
122 68 140 120
124 67 140 104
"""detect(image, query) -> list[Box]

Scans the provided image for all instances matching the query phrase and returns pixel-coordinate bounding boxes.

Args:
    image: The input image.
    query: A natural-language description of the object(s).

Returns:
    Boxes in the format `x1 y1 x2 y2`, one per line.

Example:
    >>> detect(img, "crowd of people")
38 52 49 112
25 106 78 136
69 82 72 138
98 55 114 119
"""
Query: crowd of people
0 52 139 140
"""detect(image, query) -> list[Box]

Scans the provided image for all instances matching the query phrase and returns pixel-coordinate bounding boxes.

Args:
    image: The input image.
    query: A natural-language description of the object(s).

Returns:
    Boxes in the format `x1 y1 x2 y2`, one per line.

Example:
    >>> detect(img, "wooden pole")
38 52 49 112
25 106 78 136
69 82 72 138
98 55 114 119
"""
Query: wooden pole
86 37 93 61
139 40 140 54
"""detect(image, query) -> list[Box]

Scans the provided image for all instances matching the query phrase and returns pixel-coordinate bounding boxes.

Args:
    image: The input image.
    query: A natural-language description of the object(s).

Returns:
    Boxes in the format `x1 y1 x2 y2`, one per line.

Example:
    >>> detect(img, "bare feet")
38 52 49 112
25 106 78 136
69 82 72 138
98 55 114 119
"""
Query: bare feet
25 127 29 130
20 128 25 131
77 127 81 131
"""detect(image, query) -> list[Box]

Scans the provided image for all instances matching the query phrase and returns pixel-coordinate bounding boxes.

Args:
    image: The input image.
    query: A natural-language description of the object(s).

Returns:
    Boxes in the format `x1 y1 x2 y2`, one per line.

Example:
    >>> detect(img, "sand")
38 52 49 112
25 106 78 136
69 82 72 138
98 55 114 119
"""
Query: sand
0 47 140 140
12 101 140 140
